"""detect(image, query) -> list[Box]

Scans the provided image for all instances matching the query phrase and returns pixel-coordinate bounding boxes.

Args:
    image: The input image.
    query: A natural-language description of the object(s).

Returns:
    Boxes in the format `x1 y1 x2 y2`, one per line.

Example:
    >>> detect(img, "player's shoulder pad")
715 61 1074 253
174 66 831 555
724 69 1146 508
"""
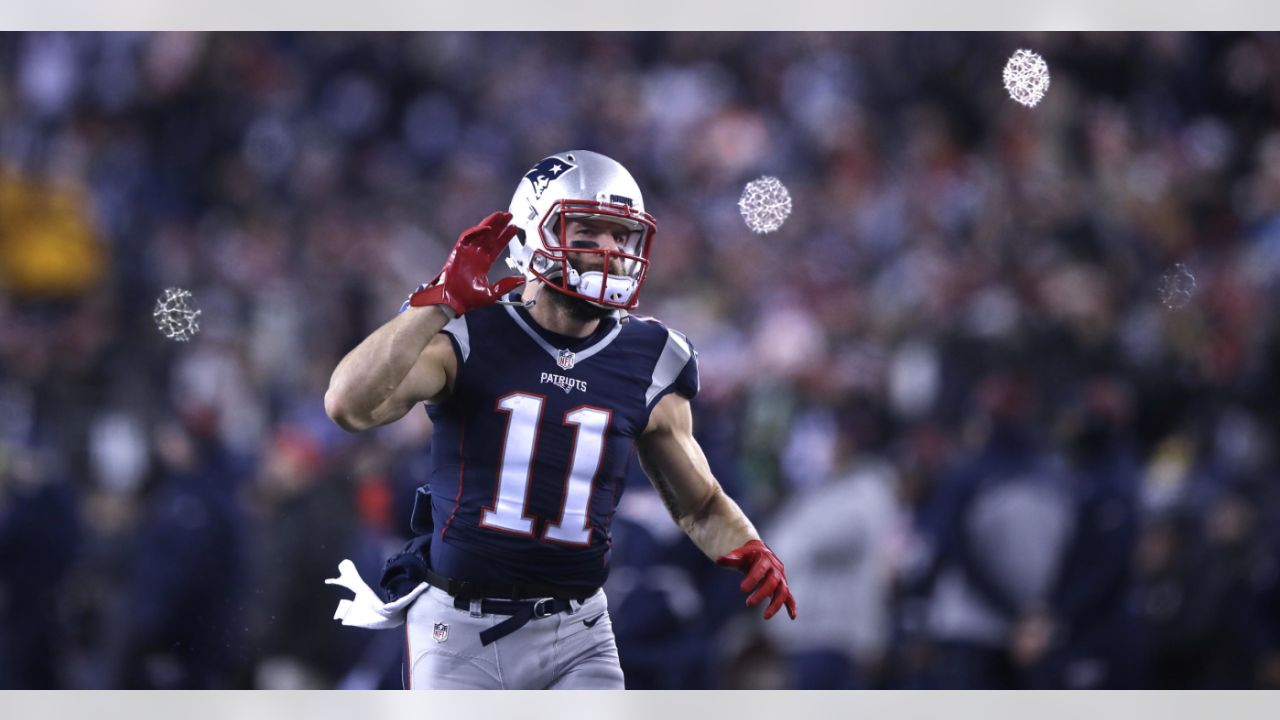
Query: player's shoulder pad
628 315 699 406
624 313 684 341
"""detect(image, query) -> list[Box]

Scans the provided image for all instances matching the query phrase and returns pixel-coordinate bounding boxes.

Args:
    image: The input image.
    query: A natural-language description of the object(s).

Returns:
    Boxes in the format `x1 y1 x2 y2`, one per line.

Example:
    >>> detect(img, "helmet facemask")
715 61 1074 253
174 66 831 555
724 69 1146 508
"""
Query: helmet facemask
507 151 657 312
527 199 653 310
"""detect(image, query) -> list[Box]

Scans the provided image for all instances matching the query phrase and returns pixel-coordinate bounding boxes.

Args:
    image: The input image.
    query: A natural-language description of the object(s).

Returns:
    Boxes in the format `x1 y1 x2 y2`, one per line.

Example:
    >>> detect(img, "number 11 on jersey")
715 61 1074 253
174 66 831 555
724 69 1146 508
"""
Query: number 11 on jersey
481 392 611 545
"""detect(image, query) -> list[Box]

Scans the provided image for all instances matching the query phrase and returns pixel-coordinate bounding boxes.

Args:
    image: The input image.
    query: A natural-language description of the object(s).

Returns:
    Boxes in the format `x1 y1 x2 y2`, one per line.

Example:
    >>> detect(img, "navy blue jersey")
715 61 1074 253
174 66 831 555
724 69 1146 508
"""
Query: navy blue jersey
407 296 698 590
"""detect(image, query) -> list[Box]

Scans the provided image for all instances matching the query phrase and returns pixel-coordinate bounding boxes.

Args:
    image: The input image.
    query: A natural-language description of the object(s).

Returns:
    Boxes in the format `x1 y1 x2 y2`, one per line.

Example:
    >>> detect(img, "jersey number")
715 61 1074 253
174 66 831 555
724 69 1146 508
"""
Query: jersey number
481 392 611 545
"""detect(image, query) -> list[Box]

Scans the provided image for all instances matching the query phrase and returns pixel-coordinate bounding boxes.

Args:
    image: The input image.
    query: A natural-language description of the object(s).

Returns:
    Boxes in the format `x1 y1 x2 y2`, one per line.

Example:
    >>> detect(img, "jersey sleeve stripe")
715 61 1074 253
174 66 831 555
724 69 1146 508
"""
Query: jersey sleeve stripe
644 328 694 406
402 287 470 364
443 315 471 363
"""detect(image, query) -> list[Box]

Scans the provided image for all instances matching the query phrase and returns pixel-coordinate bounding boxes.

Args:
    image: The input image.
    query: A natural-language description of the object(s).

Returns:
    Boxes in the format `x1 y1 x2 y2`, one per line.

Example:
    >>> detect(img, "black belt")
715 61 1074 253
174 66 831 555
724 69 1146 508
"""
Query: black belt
425 569 598 646
452 596 578 646
425 569 596 602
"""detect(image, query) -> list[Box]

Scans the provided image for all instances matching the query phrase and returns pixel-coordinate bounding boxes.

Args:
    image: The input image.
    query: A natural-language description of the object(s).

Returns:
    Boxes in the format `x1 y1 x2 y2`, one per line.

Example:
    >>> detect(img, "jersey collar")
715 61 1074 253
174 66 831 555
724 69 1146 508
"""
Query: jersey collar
503 293 623 368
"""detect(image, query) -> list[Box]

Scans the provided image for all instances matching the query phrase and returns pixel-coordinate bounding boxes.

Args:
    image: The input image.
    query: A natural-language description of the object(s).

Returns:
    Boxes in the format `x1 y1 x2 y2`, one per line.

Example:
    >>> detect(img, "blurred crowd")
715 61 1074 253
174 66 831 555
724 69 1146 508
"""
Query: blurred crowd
2 32 1280 689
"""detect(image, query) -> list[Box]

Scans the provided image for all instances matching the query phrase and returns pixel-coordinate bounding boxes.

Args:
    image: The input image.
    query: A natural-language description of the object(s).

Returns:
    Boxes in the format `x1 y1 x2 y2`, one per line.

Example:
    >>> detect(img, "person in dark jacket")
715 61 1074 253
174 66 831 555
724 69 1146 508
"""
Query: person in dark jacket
0 441 81 688
112 422 250 688
917 370 1073 689
1022 377 1141 688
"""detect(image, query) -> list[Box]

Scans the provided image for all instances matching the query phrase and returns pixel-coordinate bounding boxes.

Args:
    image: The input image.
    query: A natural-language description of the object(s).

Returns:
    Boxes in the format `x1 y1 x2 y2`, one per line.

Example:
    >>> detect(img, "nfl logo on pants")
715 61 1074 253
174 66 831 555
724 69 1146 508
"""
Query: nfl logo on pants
433 623 448 643
557 349 576 370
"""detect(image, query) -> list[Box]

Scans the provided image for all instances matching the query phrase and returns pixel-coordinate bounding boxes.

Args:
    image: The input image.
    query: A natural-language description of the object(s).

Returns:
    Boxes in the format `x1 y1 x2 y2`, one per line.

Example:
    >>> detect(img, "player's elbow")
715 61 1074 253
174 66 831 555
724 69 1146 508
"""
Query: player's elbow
324 388 372 433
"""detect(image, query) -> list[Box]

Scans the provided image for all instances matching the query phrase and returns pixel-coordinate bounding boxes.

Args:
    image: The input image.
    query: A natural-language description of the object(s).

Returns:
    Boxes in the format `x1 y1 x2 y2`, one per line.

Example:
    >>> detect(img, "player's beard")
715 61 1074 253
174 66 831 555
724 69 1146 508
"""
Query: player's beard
546 287 614 322
546 251 625 322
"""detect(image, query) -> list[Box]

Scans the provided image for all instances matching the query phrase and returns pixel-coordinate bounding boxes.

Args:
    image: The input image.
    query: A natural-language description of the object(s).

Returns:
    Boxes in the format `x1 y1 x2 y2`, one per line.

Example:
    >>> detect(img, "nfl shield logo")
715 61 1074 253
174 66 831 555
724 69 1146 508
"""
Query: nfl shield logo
432 623 448 643
557 349 576 370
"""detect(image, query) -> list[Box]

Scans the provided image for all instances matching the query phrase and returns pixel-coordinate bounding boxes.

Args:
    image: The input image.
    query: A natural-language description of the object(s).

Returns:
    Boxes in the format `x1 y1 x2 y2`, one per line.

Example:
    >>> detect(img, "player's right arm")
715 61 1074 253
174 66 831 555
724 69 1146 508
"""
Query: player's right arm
324 211 524 433
324 307 456 432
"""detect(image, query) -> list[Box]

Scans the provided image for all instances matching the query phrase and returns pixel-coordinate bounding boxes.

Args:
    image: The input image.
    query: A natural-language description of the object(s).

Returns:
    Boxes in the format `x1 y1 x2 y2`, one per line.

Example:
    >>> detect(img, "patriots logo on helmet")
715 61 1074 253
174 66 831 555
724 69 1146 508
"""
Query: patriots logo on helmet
525 156 577 200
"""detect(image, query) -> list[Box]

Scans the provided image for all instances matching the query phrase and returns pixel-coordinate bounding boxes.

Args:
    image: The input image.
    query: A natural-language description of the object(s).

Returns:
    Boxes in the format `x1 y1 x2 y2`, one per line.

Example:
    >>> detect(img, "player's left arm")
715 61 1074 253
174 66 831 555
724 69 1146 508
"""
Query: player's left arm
637 392 797 620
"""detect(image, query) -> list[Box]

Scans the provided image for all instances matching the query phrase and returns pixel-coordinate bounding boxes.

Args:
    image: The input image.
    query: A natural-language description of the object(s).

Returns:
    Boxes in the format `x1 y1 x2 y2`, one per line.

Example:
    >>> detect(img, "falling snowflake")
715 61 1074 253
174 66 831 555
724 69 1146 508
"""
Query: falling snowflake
153 287 202 342
738 176 793 234
1003 49 1051 108
1157 264 1197 310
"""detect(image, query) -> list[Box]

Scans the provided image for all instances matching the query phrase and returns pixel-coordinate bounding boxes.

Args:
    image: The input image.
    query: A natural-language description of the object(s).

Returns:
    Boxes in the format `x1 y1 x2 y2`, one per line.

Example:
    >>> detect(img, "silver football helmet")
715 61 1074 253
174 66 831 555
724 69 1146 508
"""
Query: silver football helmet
506 150 656 310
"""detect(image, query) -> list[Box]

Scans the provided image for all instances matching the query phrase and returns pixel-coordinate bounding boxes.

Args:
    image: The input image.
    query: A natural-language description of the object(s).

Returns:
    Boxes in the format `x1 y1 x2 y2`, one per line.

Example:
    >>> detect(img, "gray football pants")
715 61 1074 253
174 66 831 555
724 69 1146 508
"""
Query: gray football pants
404 585 624 689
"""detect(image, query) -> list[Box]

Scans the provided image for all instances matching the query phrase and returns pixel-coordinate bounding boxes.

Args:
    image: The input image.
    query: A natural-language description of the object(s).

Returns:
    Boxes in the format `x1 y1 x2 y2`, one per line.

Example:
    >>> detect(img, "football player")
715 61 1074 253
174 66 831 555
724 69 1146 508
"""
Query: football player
324 150 796 689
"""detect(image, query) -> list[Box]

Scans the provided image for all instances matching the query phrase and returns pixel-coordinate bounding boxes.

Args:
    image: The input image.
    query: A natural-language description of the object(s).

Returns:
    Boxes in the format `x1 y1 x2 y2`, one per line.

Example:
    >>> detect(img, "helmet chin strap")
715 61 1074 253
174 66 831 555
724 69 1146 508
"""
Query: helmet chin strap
495 281 539 309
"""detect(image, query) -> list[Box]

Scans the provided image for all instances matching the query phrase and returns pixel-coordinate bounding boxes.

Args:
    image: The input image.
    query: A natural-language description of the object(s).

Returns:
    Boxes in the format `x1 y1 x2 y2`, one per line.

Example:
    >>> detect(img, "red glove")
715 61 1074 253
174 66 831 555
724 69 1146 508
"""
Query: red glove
408 211 525 316
716 539 797 620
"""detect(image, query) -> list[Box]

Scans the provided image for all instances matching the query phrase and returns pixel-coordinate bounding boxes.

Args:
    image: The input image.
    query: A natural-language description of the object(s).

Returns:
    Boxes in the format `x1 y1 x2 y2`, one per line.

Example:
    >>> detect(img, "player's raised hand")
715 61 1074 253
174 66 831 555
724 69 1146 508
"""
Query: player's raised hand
408 211 526 316
716 539 797 620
